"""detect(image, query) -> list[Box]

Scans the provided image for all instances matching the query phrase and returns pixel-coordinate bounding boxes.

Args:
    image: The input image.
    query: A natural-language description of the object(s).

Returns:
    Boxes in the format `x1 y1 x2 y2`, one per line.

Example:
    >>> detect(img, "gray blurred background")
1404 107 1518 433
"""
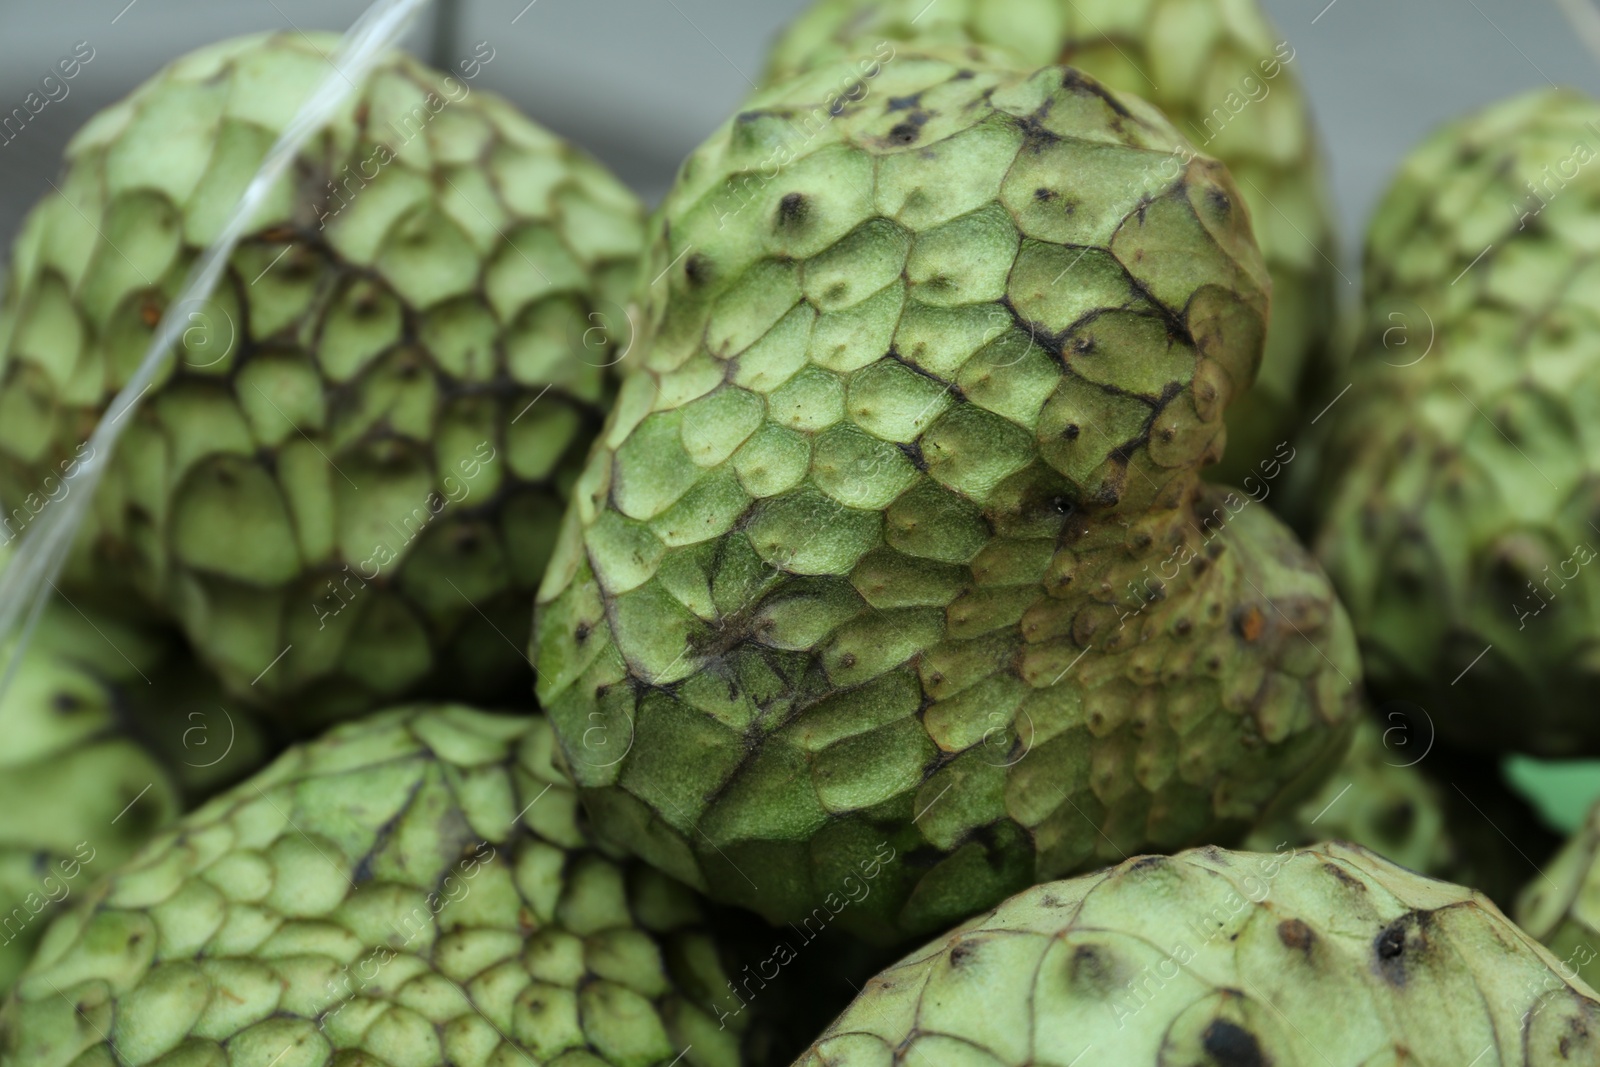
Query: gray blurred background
0 0 1597 270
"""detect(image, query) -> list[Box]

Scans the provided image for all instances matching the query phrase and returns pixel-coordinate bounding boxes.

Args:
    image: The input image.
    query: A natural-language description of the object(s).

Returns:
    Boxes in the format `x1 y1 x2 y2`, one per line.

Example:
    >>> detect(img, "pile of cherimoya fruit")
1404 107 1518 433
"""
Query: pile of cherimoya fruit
0 3 1598 1065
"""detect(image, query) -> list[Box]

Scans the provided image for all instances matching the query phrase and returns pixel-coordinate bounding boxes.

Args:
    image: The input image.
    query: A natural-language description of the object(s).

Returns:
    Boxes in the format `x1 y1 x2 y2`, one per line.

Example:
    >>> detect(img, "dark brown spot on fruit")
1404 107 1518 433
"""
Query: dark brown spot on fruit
1201 1019 1266 1067
949 941 977 967
1064 424 1081 440
1058 68 1132 118
1206 187 1233 218
1322 862 1365 890
1068 943 1115 992
51 692 83 714
1277 919 1315 955
1034 187 1056 201
684 254 711 287
838 653 857 669
574 623 591 643
777 192 808 226
1374 916 1410 985
140 298 163 328
1235 605 1266 643
887 121 922 145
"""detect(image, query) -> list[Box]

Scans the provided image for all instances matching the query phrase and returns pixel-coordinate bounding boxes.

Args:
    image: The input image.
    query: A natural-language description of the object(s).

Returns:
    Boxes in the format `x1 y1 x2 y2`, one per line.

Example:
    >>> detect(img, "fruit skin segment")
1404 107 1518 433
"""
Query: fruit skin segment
1517 799 1600 993
762 0 1342 489
0 606 180 997
1243 713 1453 873
0 31 645 724
1312 88 1600 756
534 52 1361 942
795 842 1600 1067
0 704 746 1067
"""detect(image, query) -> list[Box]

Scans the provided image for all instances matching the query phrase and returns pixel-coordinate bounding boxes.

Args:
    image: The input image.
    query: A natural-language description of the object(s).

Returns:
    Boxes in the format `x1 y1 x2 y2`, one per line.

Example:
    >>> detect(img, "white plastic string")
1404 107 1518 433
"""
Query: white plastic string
0 0 434 699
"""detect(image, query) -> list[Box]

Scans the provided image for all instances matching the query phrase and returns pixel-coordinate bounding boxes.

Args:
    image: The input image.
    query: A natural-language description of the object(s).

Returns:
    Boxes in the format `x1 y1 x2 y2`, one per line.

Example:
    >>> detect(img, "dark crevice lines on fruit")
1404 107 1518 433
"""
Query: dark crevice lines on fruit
537 53 1353 941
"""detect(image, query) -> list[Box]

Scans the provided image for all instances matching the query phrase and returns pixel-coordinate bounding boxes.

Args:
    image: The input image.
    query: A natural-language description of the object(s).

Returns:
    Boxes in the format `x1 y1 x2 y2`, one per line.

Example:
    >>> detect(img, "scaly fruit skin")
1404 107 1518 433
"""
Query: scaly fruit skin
0 705 745 1067
0 32 644 724
1517 800 1600 992
797 842 1600 1066
1313 89 1600 756
763 0 1341 488
0 538 274 994
535 53 1360 942
0 604 180 995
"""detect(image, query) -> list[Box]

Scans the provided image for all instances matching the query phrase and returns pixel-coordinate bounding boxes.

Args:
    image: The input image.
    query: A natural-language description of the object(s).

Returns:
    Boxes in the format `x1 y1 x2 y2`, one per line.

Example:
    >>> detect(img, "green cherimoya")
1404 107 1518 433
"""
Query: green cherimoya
0 705 747 1067
1516 800 1600 993
797 842 1600 1066
0 536 274 995
0 601 180 995
0 31 644 723
763 0 1340 487
534 52 1361 942
1312 89 1600 756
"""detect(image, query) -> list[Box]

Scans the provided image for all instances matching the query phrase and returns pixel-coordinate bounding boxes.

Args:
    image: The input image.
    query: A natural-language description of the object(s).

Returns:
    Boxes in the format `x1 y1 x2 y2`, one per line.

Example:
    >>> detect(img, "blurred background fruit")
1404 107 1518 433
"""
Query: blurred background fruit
1 0 1597 253
0 31 643 726
0 547 269 995
1311 89 1600 757
1517 799 1600 991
